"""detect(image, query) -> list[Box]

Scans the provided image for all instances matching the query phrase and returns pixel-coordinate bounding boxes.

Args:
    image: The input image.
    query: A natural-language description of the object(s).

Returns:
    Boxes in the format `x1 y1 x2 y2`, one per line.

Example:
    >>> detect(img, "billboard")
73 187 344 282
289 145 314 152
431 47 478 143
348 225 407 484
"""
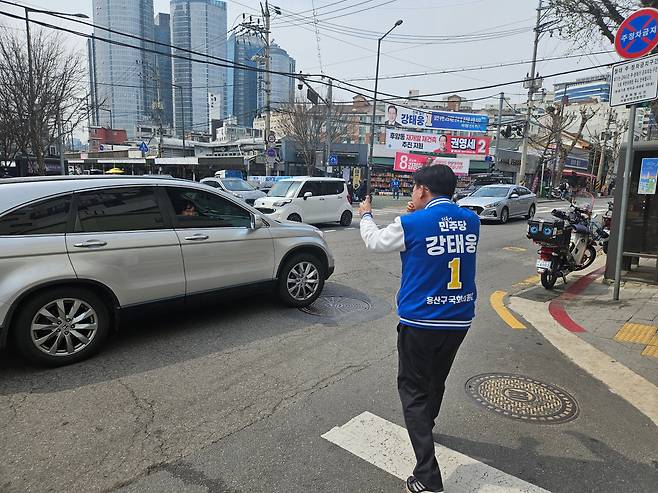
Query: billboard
393 151 470 176
386 129 490 155
383 105 489 132
638 157 658 195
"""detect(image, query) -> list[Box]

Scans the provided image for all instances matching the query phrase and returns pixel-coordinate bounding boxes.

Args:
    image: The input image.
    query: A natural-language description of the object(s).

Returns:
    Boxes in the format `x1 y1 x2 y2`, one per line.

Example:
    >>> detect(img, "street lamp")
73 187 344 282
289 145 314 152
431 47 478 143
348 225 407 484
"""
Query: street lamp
23 7 89 175
366 19 403 195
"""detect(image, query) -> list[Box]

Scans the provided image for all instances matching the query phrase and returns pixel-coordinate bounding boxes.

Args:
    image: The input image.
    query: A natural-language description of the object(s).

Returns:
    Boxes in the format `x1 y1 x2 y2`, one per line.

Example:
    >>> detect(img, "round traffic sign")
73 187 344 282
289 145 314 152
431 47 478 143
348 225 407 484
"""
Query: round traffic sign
267 132 276 143
615 8 658 59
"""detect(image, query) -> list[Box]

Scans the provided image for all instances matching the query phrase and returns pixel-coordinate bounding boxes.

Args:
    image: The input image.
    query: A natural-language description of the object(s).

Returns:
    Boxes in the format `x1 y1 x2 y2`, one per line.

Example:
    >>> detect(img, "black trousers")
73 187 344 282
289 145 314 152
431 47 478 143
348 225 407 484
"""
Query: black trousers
397 323 466 490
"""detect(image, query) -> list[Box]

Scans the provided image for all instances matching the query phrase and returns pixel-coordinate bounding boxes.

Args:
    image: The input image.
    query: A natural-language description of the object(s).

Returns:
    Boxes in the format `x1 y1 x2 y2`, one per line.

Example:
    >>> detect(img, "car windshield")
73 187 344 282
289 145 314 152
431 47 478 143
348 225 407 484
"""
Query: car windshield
221 179 254 192
269 180 302 198
469 186 510 198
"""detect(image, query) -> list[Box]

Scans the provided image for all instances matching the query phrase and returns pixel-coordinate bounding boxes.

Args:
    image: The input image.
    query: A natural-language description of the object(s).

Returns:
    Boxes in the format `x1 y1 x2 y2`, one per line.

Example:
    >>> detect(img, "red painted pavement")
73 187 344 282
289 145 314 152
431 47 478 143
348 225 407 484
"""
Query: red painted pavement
548 266 606 333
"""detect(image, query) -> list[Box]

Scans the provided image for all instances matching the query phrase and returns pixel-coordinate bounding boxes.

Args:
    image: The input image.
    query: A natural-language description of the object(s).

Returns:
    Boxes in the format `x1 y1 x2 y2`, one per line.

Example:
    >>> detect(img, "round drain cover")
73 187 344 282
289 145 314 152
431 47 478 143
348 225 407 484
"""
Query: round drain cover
465 373 578 424
299 296 372 316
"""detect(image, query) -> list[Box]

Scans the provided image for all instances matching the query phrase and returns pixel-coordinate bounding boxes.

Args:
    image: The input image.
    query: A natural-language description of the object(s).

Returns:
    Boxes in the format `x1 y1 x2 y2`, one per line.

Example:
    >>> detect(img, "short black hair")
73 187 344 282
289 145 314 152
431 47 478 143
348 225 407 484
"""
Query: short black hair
387 105 397 113
413 165 457 197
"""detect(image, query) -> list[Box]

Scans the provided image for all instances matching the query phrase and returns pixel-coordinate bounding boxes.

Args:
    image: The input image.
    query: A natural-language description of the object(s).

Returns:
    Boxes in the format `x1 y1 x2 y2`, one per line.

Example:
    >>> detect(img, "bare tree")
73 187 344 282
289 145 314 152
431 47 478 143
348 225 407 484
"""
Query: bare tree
0 28 88 174
277 101 348 176
534 103 598 184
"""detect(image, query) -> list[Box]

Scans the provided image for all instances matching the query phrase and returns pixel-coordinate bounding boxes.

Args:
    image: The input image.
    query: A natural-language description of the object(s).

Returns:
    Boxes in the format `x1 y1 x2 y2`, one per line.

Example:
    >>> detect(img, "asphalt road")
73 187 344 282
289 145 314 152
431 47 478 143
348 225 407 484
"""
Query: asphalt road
1 198 657 493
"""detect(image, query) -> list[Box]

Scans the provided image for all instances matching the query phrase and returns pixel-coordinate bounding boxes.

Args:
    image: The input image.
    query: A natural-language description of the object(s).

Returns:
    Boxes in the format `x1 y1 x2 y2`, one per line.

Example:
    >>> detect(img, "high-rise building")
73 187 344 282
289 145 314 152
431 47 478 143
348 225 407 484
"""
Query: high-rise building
171 0 228 136
154 13 174 127
257 43 296 113
554 75 611 104
229 34 264 127
89 0 156 138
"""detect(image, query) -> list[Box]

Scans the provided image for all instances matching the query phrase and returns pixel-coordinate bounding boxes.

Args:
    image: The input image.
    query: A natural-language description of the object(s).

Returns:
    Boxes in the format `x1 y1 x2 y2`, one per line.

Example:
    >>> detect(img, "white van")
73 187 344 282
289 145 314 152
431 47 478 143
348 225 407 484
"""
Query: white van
254 177 353 226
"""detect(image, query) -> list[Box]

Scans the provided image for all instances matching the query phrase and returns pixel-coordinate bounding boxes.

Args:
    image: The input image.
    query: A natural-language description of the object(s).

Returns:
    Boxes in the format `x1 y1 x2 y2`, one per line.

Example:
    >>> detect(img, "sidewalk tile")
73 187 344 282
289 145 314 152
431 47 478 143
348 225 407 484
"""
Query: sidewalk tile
614 323 657 345
641 346 658 358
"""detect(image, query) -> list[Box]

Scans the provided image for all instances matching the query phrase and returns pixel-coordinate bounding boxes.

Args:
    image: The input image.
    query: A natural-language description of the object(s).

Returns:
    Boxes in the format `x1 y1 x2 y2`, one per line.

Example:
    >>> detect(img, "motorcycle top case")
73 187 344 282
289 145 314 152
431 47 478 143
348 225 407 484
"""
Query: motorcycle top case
527 219 571 246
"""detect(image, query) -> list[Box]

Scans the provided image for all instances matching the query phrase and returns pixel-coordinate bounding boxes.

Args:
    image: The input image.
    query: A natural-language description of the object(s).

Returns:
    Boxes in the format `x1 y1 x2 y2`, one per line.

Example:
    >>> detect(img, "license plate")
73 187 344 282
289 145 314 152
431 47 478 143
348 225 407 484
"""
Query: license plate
536 259 552 270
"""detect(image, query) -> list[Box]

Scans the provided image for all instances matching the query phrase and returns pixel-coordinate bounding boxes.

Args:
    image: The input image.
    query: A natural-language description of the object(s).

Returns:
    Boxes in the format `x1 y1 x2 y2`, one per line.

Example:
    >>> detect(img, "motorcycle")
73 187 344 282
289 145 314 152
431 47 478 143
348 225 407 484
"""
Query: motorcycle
527 192 598 289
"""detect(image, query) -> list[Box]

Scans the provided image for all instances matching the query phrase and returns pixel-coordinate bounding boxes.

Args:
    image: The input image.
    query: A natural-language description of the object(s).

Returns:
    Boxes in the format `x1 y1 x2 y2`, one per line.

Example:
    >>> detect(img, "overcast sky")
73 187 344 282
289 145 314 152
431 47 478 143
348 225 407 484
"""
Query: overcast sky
0 0 621 107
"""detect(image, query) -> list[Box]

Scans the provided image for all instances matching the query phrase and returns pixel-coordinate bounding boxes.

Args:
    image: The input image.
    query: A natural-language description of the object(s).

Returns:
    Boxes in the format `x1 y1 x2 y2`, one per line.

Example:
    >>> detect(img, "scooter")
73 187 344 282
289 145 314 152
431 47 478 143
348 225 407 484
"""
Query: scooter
527 193 598 289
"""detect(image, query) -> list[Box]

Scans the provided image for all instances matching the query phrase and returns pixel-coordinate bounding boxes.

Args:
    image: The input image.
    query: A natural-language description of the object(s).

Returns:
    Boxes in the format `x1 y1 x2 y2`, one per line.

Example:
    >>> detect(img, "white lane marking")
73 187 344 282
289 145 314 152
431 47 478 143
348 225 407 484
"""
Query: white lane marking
324 229 336 233
509 297 658 426
322 411 550 493
346 227 356 230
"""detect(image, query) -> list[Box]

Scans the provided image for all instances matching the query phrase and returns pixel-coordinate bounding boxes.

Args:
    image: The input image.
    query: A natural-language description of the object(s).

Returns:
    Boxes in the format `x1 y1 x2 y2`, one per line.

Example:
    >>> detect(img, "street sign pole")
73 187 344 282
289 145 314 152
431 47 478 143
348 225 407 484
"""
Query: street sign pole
613 104 636 301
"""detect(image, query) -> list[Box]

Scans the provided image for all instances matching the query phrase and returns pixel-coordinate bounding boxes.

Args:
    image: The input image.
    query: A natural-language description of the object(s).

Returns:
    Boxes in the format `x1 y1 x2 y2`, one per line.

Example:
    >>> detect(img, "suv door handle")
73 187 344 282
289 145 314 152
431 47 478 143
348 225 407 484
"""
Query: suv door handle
73 240 107 248
184 234 209 241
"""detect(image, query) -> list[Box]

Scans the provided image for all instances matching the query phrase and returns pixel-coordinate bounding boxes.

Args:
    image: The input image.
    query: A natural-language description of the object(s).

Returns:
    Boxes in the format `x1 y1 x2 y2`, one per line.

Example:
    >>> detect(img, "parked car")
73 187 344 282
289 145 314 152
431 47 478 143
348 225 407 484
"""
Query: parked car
254 177 353 226
0 175 334 366
200 176 266 205
457 184 536 223
453 174 514 201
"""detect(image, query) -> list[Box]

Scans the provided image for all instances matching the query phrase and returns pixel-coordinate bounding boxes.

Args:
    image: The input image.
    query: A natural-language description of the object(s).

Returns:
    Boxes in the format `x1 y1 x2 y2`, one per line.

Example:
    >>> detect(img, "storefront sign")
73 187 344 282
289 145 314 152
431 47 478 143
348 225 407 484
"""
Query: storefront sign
393 151 470 176
384 105 489 132
638 157 658 194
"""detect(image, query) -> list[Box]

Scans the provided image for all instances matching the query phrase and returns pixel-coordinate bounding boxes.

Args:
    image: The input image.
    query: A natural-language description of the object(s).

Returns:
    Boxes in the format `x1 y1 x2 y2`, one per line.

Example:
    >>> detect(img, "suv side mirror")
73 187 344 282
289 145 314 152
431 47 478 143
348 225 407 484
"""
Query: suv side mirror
251 215 265 229
303 191 313 200
510 193 519 199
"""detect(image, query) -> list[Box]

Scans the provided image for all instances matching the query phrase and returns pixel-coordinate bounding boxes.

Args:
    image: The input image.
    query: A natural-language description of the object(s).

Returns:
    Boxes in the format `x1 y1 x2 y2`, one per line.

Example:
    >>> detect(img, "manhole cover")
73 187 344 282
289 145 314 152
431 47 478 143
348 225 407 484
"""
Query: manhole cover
465 373 578 424
299 296 372 316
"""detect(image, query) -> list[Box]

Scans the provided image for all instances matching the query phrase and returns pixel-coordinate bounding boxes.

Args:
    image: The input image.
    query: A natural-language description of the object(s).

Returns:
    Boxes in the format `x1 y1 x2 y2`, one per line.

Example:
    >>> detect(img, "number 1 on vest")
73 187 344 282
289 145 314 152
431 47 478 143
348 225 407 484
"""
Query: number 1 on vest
447 258 462 290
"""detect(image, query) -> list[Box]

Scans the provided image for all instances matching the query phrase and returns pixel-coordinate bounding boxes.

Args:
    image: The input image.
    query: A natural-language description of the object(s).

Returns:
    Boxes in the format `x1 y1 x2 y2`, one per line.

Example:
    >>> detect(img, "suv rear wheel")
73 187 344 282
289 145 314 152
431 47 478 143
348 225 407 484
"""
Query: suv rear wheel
277 253 324 307
13 287 110 366
340 210 352 226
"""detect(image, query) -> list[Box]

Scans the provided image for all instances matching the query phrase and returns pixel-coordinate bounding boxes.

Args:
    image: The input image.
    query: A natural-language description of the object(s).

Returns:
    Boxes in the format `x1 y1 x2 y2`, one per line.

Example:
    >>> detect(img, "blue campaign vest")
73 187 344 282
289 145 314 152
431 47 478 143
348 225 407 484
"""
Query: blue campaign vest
398 197 480 330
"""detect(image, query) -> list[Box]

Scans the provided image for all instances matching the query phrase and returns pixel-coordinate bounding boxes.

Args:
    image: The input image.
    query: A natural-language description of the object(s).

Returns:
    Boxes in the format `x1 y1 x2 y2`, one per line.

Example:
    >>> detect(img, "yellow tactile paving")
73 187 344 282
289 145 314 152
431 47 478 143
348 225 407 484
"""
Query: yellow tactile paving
641 345 658 358
614 323 657 345
647 335 658 347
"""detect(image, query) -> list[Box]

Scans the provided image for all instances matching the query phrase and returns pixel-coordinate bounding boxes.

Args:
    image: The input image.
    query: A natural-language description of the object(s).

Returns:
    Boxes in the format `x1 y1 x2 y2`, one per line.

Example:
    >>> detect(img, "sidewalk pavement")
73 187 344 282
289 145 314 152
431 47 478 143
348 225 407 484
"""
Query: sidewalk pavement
512 257 658 387
564 272 658 386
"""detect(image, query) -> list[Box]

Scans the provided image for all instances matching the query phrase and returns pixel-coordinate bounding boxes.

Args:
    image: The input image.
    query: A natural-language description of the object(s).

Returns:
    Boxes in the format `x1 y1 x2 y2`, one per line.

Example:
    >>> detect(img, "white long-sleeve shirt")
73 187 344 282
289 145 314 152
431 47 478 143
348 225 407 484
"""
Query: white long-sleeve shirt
359 212 406 253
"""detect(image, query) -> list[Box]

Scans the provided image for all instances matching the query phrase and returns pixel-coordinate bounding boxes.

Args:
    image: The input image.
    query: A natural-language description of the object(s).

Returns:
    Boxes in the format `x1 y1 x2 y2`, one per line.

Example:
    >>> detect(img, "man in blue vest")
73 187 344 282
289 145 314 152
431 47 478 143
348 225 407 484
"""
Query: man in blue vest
359 165 480 493
391 177 401 200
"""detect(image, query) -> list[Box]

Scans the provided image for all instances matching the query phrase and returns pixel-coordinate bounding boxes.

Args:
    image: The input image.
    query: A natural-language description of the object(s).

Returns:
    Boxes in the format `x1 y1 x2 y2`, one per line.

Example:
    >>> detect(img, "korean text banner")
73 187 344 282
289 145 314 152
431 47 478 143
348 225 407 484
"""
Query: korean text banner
386 129 490 155
394 151 470 176
384 106 489 132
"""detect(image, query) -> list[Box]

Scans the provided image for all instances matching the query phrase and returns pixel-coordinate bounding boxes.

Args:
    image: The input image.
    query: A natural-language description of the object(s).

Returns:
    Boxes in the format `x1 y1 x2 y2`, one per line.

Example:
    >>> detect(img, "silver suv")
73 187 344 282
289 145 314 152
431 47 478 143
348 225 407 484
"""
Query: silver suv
0 176 334 366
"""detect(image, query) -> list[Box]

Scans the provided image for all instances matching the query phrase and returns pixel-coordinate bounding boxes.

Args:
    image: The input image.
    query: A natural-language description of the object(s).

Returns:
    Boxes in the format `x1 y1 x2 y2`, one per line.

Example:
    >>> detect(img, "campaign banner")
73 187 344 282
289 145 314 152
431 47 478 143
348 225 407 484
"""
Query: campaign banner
386 129 489 156
394 151 469 176
445 135 490 155
384 105 489 132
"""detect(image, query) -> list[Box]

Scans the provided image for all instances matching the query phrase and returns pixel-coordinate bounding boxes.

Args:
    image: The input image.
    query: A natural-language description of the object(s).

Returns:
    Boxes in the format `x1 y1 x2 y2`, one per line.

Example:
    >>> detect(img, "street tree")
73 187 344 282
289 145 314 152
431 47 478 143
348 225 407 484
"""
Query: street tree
0 28 88 174
535 103 598 184
277 101 347 176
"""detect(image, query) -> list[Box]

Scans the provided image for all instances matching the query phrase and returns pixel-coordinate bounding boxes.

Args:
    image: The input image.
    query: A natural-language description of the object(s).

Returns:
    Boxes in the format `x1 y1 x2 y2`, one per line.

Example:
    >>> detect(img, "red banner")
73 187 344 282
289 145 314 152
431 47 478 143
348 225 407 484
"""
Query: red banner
444 135 490 155
393 152 431 172
394 152 470 175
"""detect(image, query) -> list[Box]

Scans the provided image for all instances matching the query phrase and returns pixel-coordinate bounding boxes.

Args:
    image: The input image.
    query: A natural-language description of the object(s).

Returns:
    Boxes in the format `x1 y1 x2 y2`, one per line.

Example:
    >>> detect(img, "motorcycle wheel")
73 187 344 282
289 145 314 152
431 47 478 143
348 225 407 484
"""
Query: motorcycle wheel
574 245 597 271
541 270 558 289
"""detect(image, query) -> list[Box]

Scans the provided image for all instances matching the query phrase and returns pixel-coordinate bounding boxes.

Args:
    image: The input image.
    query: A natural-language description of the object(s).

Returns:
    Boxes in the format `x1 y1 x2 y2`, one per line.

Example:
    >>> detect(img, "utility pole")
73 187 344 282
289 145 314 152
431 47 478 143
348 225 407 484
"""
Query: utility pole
596 110 612 195
518 0 543 185
57 112 65 175
325 78 332 174
494 92 504 168
263 1 272 176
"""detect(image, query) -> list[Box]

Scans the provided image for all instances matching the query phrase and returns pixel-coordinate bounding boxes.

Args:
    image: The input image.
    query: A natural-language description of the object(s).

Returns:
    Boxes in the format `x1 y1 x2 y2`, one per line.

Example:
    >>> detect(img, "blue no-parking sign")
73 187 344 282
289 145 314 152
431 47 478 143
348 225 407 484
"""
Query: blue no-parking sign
615 8 658 59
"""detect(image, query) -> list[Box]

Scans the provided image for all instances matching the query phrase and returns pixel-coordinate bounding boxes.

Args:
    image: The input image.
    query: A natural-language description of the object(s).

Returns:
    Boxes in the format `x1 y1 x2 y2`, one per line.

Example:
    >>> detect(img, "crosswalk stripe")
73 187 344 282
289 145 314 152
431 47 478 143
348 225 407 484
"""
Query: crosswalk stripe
322 411 550 492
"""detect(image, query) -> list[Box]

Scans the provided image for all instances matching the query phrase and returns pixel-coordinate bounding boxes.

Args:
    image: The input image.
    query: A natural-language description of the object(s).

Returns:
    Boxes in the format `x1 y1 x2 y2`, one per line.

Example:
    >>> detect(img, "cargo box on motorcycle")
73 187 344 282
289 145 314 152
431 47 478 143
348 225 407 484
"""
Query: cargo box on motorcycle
527 219 571 247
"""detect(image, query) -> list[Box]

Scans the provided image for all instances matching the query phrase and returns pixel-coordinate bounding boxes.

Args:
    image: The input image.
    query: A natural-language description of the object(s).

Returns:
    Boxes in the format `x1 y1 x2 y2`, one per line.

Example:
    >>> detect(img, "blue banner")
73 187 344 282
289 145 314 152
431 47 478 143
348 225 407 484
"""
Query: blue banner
390 106 489 133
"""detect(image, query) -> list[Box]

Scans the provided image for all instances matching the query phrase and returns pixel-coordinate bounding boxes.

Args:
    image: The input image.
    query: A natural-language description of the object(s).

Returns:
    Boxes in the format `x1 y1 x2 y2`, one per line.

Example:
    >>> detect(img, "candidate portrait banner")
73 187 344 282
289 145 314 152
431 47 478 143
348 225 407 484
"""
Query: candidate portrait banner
386 129 490 156
383 105 489 132
394 151 470 176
